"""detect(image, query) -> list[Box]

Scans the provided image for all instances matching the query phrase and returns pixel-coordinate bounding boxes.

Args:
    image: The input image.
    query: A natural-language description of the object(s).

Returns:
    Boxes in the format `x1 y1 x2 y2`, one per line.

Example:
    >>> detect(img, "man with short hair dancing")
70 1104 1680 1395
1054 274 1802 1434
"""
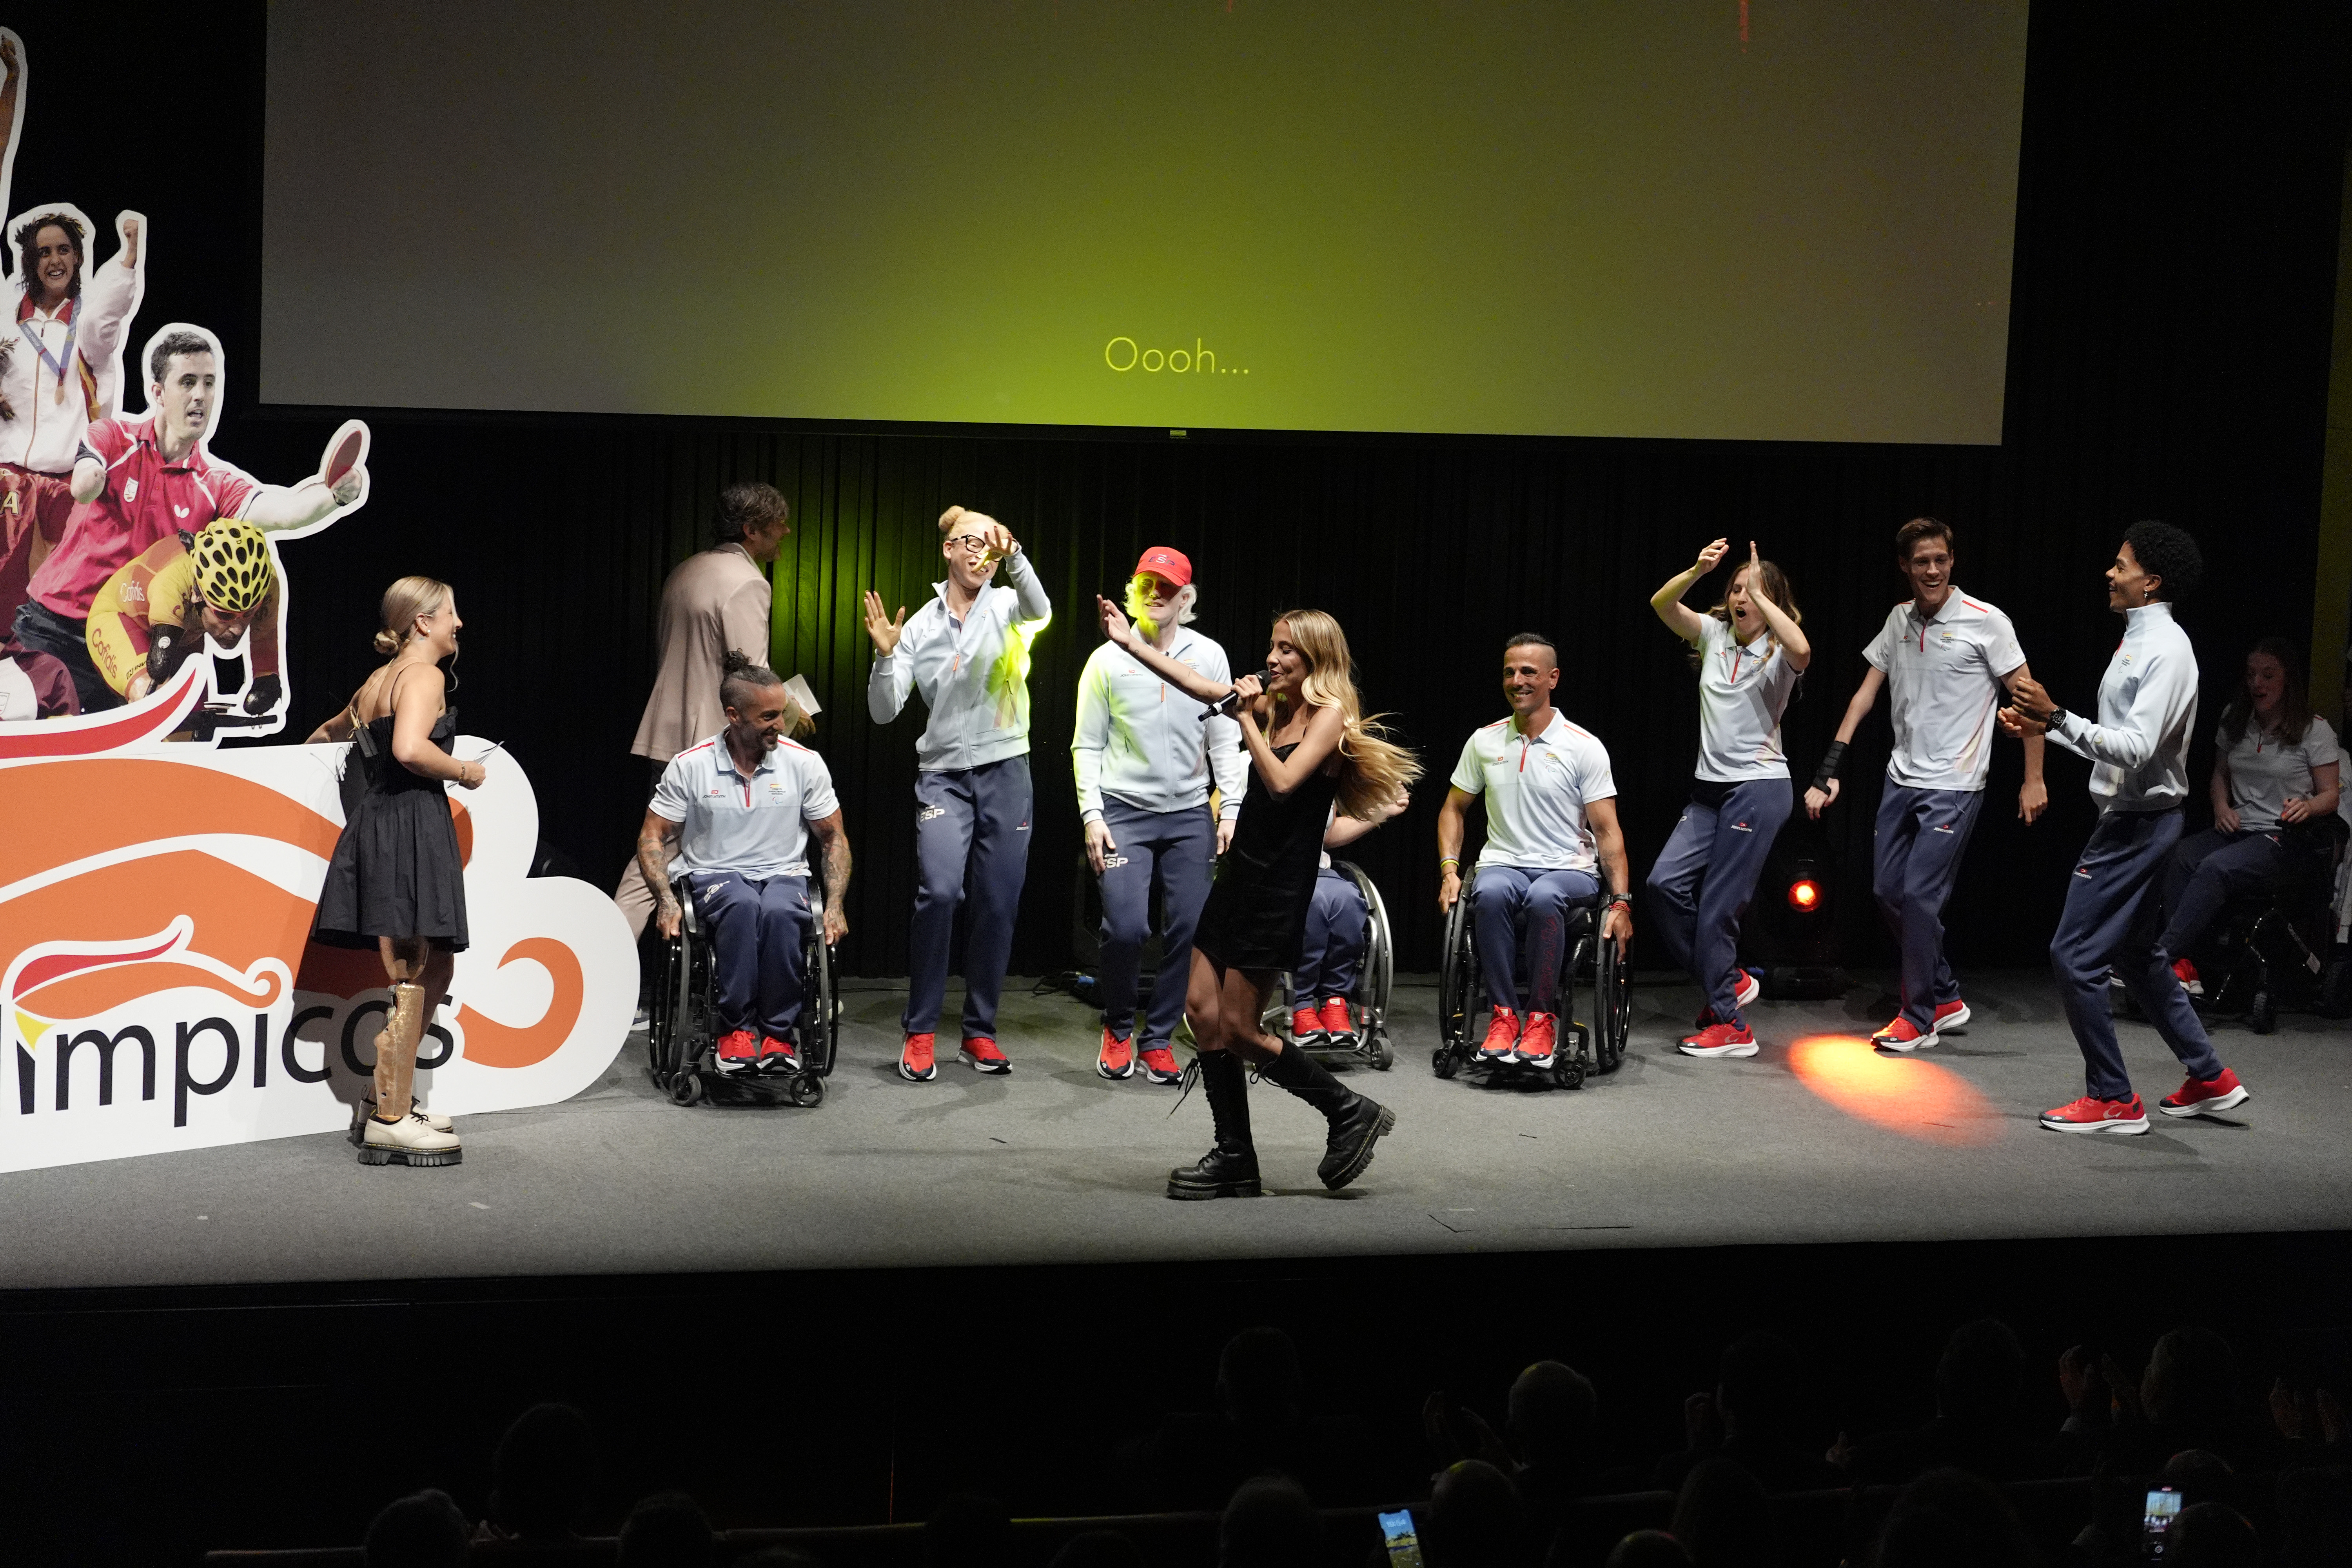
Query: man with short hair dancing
1806 517 2047 1053
1999 522 2250 1135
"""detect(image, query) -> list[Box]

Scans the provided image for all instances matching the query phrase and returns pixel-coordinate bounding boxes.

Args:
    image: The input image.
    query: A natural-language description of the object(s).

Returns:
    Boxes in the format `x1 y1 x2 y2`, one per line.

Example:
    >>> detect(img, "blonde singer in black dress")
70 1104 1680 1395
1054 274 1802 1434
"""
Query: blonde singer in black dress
1097 601 1421 1199
308 576 486 1167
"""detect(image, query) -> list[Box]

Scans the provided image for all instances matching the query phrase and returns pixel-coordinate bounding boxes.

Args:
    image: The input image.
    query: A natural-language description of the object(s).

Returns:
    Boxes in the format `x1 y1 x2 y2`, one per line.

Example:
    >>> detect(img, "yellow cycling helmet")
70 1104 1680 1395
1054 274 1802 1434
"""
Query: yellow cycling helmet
189 521 276 615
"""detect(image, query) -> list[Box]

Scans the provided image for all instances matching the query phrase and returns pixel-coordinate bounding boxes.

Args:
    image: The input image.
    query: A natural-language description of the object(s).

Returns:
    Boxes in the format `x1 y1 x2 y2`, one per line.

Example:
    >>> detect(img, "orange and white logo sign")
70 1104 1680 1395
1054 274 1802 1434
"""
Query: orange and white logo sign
0 729 635 1174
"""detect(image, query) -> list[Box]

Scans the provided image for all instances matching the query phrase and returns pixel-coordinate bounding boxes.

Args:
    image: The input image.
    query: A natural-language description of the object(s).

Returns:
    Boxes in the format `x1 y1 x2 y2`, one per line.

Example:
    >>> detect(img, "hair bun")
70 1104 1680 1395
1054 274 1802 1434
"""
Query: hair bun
721 649 755 675
372 629 401 657
937 504 965 535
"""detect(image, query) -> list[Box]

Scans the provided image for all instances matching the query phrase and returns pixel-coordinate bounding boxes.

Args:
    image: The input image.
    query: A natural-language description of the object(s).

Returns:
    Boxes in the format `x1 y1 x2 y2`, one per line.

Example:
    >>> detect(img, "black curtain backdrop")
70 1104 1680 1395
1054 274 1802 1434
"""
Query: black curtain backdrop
18 4 2350 980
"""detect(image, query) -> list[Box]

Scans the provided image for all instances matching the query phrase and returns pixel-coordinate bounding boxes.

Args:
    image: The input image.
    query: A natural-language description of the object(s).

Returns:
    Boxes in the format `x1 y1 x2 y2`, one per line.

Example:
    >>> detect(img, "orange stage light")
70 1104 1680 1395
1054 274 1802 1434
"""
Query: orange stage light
1785 1034 1999 1147
1786 878 1822 911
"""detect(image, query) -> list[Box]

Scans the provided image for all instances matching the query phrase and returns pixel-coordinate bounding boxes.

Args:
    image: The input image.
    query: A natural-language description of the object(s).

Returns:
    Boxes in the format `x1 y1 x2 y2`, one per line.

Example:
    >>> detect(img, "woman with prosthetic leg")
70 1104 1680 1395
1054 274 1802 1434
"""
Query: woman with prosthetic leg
309 577 485 1166
1096 601 1420 1198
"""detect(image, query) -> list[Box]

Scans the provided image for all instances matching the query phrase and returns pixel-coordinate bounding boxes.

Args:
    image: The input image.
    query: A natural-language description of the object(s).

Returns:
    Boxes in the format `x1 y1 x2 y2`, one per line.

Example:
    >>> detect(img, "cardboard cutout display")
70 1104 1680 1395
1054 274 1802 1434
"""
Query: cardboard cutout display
0 32 635 1173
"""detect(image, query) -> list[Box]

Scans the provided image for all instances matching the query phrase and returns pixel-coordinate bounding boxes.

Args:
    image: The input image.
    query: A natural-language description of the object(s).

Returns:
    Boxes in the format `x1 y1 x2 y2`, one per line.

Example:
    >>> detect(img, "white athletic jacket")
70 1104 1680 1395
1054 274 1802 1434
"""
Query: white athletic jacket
867 550 1052 772
2047 601 2198 813
1071 627 1246 822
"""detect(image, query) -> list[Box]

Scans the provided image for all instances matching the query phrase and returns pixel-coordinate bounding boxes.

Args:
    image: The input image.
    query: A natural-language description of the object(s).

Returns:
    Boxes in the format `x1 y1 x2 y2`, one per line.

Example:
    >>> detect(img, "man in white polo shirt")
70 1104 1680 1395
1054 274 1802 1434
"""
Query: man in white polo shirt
638 654 851 1075
1436 633 1633 1071
1805 517 2048 1052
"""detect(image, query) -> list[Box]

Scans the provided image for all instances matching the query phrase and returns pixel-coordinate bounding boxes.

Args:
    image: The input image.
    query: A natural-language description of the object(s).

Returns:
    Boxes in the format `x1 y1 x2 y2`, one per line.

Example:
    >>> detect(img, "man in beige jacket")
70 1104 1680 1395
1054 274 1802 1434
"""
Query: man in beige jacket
616 481 792 938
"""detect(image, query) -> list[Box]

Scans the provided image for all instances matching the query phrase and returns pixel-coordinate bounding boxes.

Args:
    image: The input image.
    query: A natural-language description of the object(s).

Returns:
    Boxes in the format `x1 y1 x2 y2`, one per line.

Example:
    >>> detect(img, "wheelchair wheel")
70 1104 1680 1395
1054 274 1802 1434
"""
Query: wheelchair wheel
1553 1056 1586 1091
1370 1034 1395 1071
787 1072 826 1107
803 909 838 1080
1594 930 1630 1073
1435 892 1477 1076
669 1070 704 1107
2250 989 2277 1035
1337 860 1395 1067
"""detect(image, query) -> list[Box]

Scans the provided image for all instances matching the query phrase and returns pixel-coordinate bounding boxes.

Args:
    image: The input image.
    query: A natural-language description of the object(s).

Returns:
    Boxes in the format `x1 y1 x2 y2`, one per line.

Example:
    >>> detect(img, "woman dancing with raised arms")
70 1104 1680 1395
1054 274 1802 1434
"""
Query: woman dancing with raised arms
309 576 485 1167
1097 599 1420 1199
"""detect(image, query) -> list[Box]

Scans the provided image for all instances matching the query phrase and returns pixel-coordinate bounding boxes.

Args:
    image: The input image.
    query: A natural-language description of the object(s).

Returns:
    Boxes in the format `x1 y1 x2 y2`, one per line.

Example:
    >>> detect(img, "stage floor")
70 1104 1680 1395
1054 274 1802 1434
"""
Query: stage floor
2 971 2345 1291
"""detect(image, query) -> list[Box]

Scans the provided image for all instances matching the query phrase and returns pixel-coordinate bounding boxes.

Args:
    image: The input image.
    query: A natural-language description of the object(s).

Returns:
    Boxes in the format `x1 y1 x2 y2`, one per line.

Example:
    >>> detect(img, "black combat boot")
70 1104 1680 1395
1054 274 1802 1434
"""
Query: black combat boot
1258 1043 1396 1190
1166 1051 1262 1199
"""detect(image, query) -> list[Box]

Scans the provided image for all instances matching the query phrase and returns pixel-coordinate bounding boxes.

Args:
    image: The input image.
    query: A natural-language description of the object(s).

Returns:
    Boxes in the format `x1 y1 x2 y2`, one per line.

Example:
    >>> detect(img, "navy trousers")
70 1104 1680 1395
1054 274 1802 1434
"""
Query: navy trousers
2051 807 2224 1100
1873 784 1985 1029
1094 797 1216 1047
1292 867 1368 1003
689 871 810 1038
1473 863 1599 1015
906 757 1033 1038
2158 827 2296 961
1646 779 1794 1025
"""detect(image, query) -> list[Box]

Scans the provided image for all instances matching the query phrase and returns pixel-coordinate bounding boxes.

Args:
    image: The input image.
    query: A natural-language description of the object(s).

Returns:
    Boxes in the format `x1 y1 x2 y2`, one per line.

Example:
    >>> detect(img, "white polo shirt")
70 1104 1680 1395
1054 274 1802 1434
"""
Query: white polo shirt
2222 715 2339 833
1693 617 1801 782
1862 590 2027 792
649 731 840 880
1448 711 1616 874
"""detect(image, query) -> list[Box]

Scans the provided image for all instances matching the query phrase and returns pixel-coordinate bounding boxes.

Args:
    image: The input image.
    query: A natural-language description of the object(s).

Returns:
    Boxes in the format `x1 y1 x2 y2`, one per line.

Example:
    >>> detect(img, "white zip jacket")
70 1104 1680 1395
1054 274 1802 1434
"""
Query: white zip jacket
1072 627 1246 822
867 549 1052 771
2047 601 2198 812
2 257 142 474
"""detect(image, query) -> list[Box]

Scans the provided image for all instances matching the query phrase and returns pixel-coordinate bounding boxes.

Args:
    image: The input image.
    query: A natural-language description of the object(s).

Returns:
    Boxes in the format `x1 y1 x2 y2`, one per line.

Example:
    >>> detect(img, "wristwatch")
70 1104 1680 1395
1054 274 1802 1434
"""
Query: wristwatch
2045 707 2070 732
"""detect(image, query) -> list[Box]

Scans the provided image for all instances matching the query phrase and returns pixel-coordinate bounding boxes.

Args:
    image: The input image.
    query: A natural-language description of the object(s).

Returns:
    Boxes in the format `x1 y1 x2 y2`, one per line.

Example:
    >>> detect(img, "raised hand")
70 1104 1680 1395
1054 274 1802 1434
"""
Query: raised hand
331 465 364 506
1695 537 1730 575
862 589 908 656
1096 593 1138 649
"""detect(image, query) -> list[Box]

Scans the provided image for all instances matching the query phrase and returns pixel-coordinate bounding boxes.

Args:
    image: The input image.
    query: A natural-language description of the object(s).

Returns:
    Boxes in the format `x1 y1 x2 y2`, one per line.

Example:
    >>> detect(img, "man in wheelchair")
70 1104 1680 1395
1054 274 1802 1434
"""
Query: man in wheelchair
1436 633 1633 1071
638 654 851 1076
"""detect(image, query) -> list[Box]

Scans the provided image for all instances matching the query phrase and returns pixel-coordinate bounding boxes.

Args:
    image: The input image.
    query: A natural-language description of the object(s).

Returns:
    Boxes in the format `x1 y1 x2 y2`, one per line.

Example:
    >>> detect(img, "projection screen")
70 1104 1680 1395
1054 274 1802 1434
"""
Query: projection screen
260 2 2028 444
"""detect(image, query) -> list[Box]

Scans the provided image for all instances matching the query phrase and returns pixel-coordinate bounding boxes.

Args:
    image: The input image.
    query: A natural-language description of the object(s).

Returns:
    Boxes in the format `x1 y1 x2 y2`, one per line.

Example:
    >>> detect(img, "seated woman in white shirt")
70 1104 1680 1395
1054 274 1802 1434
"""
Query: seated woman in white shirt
2160 637 2340 995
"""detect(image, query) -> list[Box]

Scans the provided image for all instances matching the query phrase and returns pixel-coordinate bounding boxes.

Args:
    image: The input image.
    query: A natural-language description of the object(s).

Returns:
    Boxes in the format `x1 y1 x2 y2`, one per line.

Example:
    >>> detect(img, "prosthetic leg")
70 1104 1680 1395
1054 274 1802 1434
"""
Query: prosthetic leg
1258 1043 1396 1191
359 982 463 1167
1165 1051 1262 1200
350 982 454 1140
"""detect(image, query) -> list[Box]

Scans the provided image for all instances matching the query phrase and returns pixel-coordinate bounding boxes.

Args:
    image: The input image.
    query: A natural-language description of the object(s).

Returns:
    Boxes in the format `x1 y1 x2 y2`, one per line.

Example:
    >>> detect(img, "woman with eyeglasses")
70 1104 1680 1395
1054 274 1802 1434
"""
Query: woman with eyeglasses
864 505 1053 1083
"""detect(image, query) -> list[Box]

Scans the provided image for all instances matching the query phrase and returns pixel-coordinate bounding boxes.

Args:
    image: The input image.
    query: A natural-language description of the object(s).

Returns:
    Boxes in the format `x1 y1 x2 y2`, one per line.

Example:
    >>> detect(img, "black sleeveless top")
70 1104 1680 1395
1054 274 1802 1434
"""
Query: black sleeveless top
1192 740 1342 972
312 708 471 952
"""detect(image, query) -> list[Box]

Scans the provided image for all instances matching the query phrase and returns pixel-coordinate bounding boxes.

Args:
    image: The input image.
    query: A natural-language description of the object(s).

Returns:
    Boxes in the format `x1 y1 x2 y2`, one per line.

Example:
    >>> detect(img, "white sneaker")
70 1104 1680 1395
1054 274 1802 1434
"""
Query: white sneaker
358 1112 463 1167
360 1095 452 1133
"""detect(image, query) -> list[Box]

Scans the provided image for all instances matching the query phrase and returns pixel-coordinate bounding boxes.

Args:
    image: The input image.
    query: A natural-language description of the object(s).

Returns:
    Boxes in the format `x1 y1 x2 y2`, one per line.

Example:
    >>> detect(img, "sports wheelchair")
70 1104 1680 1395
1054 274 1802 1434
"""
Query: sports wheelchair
648 876 838 1107
1433 880 1630 1089
1258 859 1398 1071
2182 817 2352 1033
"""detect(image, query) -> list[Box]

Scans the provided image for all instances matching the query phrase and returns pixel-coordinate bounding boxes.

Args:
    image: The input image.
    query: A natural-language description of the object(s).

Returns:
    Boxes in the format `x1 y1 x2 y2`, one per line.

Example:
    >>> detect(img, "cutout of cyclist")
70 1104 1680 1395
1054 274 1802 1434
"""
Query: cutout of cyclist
85 521 278 715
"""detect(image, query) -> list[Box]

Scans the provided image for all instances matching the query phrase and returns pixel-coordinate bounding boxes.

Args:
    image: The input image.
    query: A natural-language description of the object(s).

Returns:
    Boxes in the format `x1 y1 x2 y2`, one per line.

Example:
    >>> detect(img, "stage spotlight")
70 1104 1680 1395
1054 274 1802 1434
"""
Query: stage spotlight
1739 829 1848 1000
1786 877 1822 912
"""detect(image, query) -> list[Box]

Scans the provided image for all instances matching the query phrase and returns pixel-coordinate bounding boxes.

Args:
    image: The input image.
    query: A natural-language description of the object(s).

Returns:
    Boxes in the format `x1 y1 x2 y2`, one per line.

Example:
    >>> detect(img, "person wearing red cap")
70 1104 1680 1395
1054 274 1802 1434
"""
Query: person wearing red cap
1073 546 1245 1083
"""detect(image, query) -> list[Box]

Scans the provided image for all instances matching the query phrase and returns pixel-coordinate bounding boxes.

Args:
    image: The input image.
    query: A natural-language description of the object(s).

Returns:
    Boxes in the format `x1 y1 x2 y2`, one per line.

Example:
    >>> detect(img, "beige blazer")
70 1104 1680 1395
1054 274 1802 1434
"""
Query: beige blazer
631 545 772 762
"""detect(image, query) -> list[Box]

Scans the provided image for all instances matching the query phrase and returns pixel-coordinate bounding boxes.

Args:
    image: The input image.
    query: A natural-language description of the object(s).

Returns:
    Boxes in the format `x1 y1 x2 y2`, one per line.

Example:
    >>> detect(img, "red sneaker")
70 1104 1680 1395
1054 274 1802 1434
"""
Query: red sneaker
1730 969 1762 1009
2158 1066 2248 1118
1318 996 1358 1044
1097 1029 1135 1080
1290 1006 1325 1044
960 1036 1012 1074
2172 958 2204 998
1694 1005 1720 1030
898 1033 937 1082
1139 1045 1184 1085
1932 998 1972 1032
2040 1094 2150 1135
1513 1012 1559 1069
757 1035 802 1074
716 1028 761 1073
1679 1022 1758 1058
1478 1007 1521 1062
1871 1017 1938 1053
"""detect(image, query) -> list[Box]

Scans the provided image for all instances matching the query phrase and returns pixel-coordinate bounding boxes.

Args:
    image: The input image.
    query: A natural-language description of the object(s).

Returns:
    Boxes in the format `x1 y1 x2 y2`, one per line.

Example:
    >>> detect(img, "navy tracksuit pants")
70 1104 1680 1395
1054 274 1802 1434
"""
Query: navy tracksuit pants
905 757 1033 1038
1645 779 1793 1026
1473 863 1599 1014
1292 867 1368 1003
2159 827 2298 962
1094 797 1216 1047
1873 784 1985 1029
2052 806 2224 1100
689 871 811 1039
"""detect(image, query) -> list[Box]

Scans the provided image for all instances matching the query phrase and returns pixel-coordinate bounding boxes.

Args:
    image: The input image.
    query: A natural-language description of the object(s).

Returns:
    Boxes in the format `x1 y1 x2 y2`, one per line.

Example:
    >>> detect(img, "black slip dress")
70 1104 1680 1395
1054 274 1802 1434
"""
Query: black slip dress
1192 740 1341 972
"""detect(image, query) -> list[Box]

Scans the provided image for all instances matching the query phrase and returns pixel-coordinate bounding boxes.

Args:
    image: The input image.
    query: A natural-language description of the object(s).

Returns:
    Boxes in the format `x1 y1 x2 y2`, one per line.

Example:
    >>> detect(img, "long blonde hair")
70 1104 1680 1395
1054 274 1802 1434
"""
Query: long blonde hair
1267 609 1421 818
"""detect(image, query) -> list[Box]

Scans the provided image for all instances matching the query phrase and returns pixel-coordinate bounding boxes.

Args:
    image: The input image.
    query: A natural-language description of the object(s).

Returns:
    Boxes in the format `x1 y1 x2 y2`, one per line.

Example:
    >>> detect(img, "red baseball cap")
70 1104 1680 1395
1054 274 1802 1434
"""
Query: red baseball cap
1133 546 1192 588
